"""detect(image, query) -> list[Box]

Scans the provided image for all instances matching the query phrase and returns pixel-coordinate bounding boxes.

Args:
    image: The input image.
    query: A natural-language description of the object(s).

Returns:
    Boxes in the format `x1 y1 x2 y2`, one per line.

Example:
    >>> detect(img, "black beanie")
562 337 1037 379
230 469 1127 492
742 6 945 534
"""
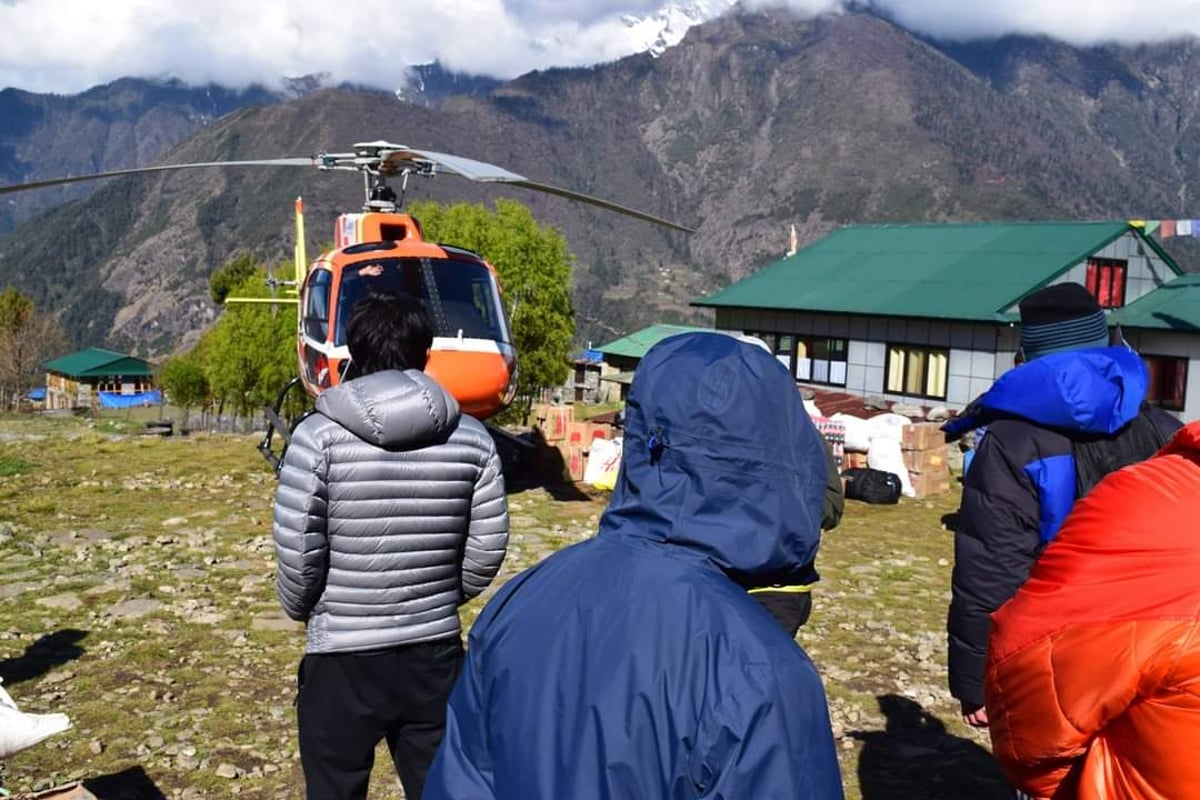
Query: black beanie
1018 283 1110 360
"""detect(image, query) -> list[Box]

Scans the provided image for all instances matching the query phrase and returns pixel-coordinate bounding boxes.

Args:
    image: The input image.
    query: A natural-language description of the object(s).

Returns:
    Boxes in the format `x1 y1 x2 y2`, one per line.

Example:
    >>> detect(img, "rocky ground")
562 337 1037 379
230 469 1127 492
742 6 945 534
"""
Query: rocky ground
0 416 1010 799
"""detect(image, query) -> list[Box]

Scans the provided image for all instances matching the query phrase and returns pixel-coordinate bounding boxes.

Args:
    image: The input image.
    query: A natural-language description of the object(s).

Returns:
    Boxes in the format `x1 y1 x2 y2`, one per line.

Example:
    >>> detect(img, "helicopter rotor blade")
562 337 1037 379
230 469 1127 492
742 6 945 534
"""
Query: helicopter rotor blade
0 142 695 232
508 179 693 233
0 158 319 196
399 147 694 233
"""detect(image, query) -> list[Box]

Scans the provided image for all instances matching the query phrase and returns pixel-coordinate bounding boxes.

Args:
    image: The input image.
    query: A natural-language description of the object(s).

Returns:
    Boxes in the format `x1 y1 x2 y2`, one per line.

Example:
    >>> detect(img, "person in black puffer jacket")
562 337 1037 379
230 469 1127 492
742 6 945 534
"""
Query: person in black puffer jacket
941 283 1180 732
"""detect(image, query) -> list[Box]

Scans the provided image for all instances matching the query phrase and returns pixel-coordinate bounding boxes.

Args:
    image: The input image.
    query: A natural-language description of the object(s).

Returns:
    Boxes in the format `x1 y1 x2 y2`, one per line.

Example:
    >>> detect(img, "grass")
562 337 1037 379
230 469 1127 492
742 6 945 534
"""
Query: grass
0 414 1008 799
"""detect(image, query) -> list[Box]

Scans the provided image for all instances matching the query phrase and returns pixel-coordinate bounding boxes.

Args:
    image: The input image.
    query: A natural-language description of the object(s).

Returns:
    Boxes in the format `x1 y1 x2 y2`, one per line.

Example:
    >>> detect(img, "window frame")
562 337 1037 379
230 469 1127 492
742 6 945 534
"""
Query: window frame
884 343 950 400
1142 353 1188 412
742 331 849 387
1085 257 1128 309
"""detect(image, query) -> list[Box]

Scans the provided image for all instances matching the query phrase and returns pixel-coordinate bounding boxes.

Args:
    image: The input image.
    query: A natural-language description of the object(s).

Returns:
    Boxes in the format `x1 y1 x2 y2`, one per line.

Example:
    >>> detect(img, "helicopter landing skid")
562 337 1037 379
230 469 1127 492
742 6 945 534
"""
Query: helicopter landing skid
258 376 312 472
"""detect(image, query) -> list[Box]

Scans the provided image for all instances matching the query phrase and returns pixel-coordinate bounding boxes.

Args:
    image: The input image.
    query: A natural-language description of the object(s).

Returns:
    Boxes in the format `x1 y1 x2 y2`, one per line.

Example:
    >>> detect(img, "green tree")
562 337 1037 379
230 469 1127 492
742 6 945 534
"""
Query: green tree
203 259 296 424
409 199 575 417
0 286 33 334
158 352 210 427
0 286 69 408
208 251 260 304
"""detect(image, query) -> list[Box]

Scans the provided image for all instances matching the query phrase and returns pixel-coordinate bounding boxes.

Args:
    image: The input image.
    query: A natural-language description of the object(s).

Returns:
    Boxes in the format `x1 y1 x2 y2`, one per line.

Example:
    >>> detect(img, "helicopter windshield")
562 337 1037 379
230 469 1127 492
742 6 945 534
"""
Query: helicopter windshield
333 257 511 346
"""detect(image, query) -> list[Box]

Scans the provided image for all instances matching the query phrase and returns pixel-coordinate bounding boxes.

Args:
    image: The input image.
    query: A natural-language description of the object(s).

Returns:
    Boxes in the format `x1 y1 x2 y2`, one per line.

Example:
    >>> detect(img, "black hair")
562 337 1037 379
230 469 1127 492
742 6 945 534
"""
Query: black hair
345 292 434 376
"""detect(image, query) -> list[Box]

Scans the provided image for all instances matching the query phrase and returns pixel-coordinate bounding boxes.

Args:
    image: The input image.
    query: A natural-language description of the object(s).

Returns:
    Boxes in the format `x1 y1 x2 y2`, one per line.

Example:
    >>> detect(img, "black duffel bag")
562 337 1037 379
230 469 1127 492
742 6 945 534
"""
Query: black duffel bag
841 467 902 505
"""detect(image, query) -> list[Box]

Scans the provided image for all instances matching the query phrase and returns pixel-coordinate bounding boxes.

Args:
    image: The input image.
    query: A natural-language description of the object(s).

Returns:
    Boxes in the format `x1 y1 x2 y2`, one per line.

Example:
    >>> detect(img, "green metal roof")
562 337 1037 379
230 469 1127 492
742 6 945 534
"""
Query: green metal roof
595 324 710 361
694 221 1180 322
1113 274 1200 331
43 348 154 378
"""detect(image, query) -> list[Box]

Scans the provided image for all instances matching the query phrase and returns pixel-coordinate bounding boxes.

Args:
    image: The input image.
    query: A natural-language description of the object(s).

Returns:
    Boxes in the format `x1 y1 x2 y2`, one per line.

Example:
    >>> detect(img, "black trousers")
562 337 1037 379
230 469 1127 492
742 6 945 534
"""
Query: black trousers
296 637 464 800
753 590 813 639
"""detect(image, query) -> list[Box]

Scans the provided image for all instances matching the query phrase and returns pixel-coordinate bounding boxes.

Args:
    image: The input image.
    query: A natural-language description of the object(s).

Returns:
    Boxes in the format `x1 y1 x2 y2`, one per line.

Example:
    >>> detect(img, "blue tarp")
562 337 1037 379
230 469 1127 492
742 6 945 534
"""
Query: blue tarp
573 349 605 364
98 390 162 409
26 387 46 401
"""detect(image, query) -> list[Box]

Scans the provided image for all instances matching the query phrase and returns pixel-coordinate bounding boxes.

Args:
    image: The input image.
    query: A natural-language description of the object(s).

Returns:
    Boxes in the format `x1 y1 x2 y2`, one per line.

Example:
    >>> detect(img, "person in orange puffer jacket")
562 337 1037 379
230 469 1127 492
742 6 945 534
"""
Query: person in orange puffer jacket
984 420 1200 800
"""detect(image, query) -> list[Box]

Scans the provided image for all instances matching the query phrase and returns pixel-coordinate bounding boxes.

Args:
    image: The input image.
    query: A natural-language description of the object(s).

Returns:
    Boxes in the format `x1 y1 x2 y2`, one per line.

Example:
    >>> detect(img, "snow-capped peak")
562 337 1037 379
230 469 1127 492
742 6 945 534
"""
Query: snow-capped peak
621 1 739 57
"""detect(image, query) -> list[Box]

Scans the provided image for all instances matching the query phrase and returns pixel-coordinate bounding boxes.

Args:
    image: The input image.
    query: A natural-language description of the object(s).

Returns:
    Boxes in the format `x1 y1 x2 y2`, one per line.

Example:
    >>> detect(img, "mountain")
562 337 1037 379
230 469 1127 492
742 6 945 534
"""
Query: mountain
619 0 739 57
5 8 1200 355
0 78 288 235
394 63 502 107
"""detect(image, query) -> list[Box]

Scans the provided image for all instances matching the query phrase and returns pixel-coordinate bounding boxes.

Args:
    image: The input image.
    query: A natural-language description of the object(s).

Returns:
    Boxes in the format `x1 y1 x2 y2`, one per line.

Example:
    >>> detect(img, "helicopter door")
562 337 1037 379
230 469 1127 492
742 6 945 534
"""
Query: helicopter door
300 268 333 386
302 268 332 340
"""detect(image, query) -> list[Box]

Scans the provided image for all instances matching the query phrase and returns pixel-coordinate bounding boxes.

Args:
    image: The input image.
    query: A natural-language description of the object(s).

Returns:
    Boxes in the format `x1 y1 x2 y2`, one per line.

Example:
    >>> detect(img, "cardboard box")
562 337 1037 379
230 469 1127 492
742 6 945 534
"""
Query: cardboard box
565 444 587 482
903 448 947 475
564 420 591 447
909 470 951 498
540 406 574 442
843 451 869 470
902 423 946 452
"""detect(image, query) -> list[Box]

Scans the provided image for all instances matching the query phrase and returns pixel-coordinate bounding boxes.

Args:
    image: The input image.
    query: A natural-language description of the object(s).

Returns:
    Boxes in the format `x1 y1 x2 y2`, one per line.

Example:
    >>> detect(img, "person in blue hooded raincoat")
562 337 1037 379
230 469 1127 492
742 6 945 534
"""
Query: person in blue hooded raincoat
941 282 1181 730
423 331 844 800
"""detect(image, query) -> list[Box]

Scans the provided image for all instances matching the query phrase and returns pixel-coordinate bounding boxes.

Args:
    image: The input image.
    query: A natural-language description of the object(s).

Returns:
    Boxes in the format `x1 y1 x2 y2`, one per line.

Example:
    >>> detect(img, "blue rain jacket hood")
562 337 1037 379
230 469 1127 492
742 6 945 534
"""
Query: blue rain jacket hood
601 331 829 585
424 332 844 800
943 345 1149 437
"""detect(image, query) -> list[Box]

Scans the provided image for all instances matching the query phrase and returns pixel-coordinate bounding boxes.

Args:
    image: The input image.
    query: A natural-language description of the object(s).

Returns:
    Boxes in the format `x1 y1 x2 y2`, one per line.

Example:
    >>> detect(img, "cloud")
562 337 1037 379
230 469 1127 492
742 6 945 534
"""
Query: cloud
1 0 1199 95
859 0 1200 46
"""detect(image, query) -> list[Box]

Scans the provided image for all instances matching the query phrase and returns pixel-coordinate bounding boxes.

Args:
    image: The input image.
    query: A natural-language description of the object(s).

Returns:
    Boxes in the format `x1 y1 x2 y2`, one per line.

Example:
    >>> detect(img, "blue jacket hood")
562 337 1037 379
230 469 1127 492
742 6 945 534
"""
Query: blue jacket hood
599 331 828 586
943 345 1149 437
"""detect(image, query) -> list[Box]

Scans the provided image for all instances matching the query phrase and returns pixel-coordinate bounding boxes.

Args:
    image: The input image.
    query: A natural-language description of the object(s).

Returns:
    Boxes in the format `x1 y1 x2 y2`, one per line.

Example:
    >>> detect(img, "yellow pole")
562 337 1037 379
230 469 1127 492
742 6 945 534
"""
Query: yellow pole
294 196 307 286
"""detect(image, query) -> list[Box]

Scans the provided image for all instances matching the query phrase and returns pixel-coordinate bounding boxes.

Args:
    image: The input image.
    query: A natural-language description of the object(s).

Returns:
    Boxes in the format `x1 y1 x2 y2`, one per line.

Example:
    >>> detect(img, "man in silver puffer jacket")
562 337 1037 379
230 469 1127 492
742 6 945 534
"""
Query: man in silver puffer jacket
272 292 509 800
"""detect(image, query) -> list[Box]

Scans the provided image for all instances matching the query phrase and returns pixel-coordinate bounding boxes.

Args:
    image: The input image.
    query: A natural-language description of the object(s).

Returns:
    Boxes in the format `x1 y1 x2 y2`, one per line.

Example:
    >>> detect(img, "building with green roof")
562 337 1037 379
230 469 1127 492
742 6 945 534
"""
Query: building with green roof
693 221 1200 418
43 347 156 410
592 324 711 401
595 324 711 371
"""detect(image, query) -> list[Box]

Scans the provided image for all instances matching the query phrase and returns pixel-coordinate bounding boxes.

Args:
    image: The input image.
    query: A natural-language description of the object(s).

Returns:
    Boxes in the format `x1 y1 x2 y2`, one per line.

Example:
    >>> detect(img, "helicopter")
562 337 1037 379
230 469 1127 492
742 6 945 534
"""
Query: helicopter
0 140 693 466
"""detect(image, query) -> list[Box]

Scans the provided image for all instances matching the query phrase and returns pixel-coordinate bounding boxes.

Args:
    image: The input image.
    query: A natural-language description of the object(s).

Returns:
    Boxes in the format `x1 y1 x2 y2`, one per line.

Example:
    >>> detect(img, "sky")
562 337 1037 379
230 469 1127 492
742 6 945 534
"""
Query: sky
2 0 1200 95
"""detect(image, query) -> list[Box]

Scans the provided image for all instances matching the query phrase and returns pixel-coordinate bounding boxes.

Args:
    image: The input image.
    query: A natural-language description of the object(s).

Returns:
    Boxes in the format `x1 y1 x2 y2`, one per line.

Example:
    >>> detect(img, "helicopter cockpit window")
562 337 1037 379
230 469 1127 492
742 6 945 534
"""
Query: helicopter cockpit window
303 269 332 341
334 258 511 347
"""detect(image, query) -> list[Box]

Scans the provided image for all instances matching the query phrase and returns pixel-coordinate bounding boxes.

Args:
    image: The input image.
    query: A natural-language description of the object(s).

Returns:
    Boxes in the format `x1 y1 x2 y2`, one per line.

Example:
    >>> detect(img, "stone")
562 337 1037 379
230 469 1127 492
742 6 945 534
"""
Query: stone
251 615 302 632
83 579 131 596
36 593 82 610
42 669 75 685
925 406 950 422
105 598 162 618
216 763 241 779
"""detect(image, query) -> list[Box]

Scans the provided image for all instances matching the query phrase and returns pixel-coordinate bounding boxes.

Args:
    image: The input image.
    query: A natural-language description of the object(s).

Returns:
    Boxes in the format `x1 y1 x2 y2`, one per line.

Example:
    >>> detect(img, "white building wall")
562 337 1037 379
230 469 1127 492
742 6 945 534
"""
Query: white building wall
714 309 1011 409
1008 232 1176 312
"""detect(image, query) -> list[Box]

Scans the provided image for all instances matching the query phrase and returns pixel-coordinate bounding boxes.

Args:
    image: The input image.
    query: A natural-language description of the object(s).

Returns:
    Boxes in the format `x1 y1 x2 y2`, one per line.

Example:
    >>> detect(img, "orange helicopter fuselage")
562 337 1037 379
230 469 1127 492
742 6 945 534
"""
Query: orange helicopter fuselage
295 212 517 419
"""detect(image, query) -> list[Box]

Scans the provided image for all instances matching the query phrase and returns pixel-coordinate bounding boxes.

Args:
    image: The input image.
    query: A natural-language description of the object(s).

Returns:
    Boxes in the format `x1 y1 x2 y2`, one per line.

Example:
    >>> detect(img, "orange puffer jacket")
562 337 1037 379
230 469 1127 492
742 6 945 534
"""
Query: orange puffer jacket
985 421 1200 800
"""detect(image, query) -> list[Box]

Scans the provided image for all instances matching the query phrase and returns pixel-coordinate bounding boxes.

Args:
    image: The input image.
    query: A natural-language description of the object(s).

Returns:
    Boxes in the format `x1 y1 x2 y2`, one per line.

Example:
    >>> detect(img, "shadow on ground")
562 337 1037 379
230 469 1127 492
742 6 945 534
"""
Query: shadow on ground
0 630 88 686
853 694 1010 799
83 766 169 799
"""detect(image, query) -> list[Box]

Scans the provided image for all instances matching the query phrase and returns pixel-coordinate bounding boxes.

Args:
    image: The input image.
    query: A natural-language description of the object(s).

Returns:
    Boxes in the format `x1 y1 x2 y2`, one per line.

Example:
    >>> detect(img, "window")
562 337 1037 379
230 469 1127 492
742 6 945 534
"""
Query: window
744 331 848 386
797 338 848 386
1143 354 1188 411
742 331 784 365
333 257 511 345
886 344 949 399
303 268 332 341
1085 258 1127 308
